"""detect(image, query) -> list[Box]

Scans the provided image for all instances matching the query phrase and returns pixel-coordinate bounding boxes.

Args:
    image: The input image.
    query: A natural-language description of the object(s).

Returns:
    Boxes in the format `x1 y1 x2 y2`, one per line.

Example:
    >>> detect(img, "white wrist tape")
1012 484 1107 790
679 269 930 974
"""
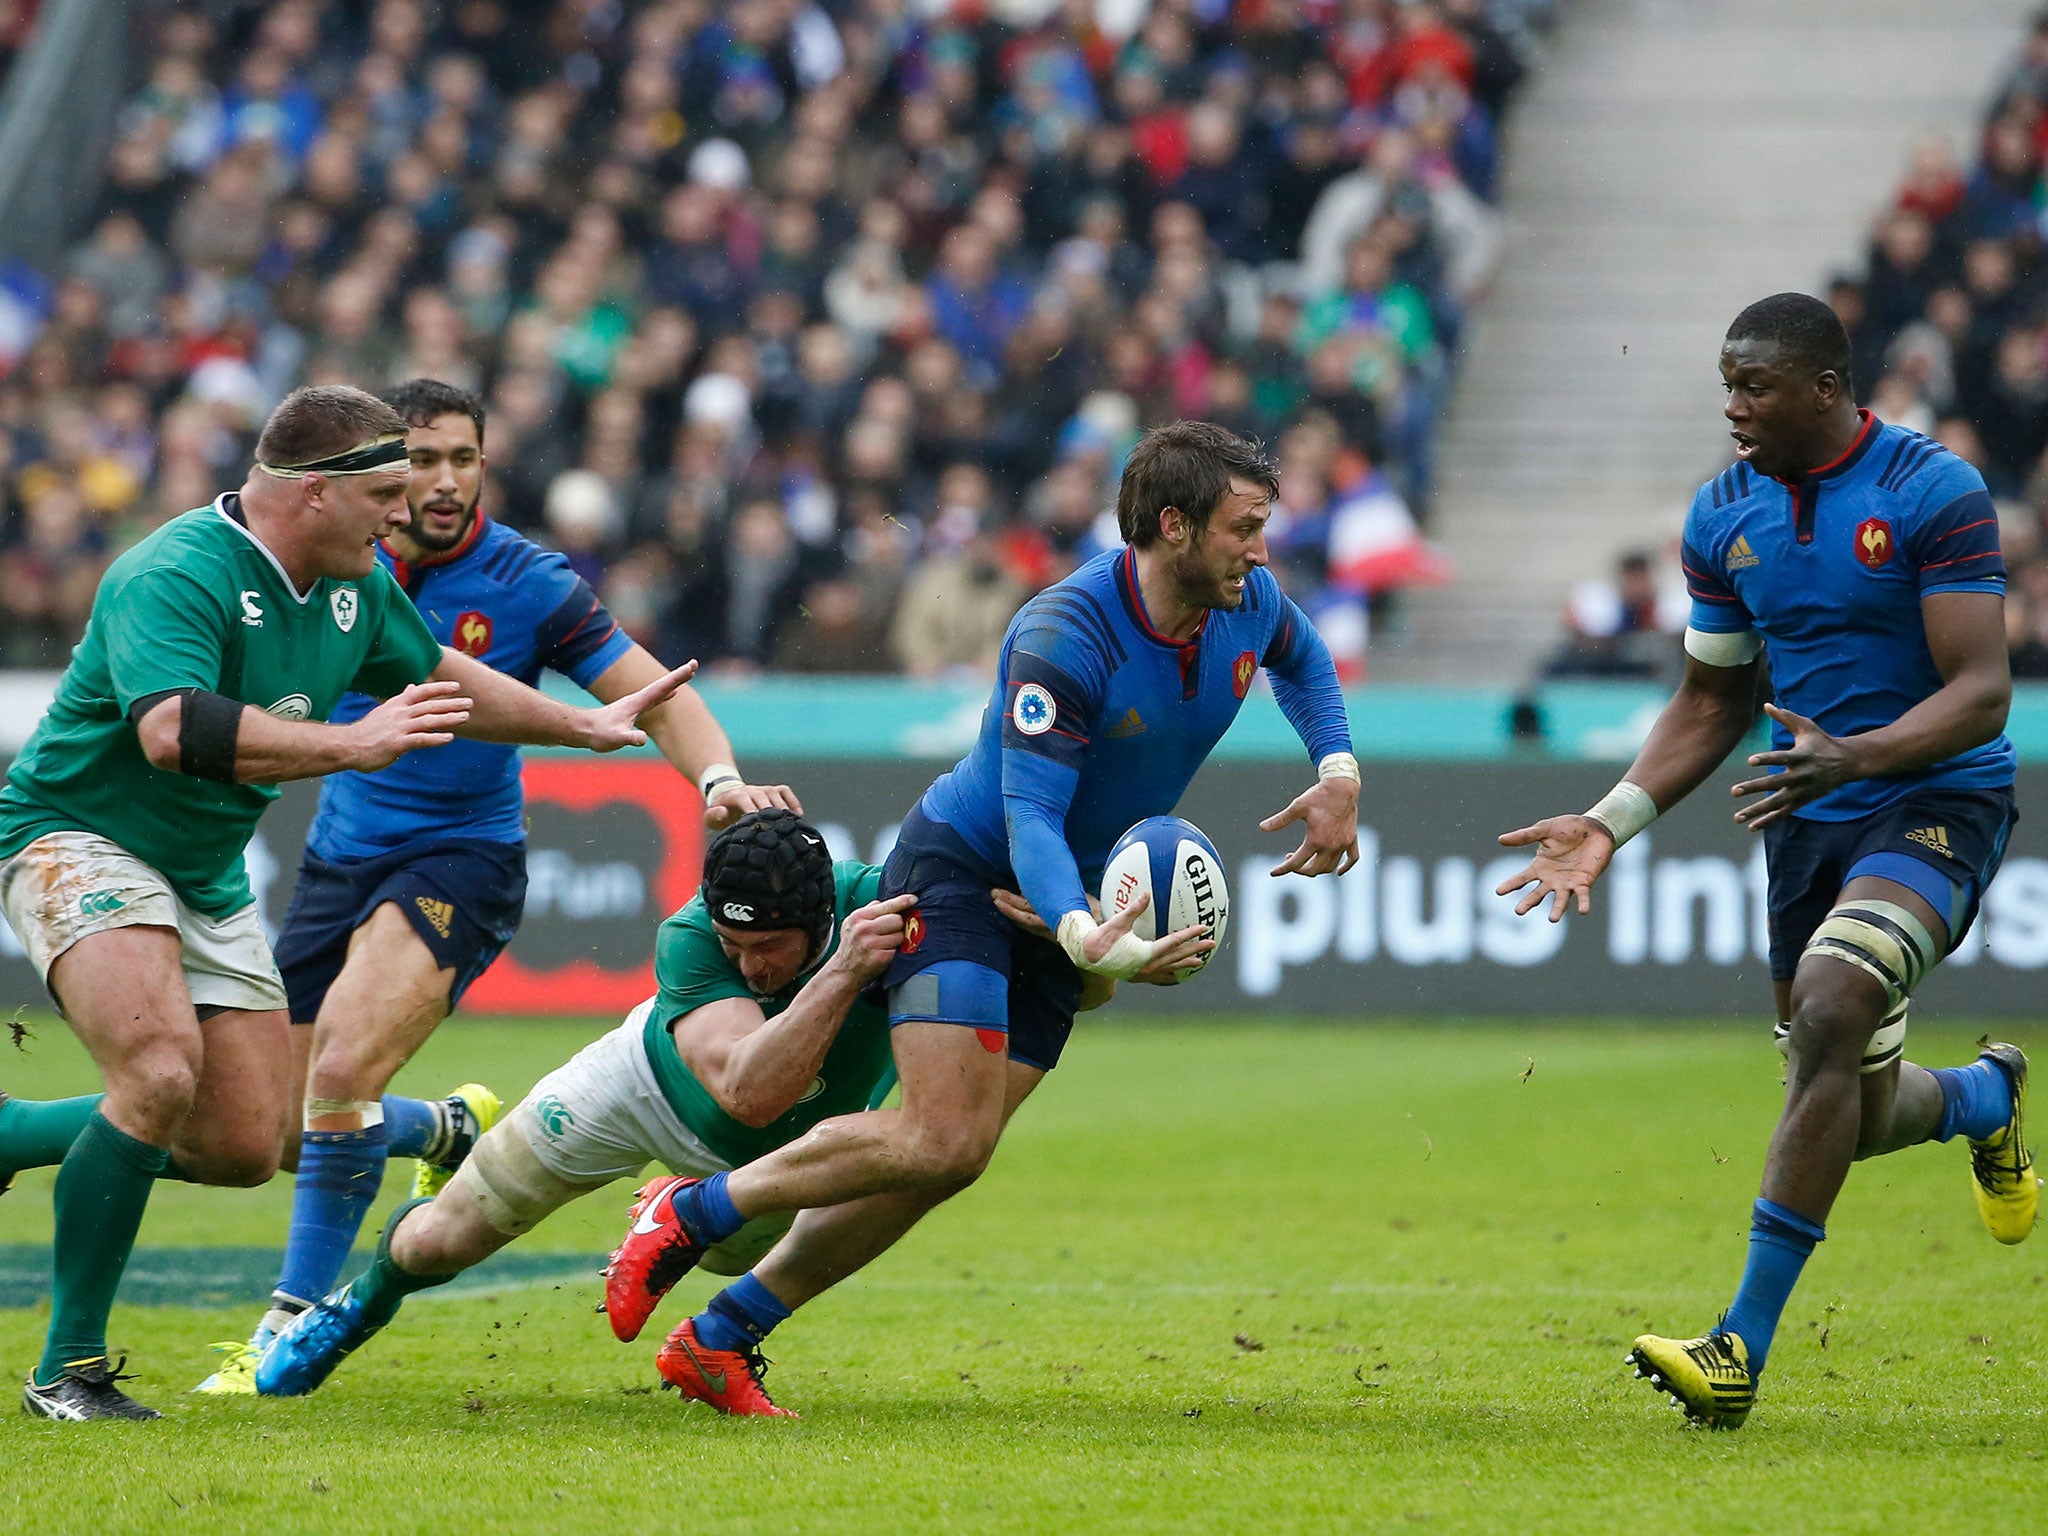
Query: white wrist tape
698 762 741 796
1584 780 1658 847
1317 751 1361 784
1057 909 1153 980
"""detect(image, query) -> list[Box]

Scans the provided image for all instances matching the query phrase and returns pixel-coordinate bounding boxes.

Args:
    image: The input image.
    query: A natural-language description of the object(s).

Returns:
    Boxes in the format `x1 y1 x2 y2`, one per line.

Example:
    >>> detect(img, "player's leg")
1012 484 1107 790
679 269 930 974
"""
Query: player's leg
257 1027 646 1396
275 903 456 1314
662 940 1082 1413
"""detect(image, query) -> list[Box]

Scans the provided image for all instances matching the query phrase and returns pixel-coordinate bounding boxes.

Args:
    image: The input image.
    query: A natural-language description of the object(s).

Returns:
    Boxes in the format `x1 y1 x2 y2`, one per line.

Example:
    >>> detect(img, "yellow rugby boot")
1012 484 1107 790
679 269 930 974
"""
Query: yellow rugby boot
412 1083 501 1199
1970 1043 2037 1246
190 1327 273 1395
1627 1331 1753 1430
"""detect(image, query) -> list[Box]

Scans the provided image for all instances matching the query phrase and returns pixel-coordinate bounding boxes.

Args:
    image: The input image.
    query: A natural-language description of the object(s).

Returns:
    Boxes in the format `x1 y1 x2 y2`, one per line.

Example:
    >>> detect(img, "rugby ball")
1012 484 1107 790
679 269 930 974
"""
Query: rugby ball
1099 816 1230 982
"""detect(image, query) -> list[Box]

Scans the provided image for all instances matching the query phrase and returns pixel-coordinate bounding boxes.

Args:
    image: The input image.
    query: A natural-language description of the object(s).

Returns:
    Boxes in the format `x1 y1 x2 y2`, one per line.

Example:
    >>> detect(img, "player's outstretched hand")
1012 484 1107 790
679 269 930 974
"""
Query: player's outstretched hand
579 661 699 753
1730 703 1855 830
704 778 802 832
1261 777 1361 878
833 893 919 982
1494 814 1615 922
347 680 472 770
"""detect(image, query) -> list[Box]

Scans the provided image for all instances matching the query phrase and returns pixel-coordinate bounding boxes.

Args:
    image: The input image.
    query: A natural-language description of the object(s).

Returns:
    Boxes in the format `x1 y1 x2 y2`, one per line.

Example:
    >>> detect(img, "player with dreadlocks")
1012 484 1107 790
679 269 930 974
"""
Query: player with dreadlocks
254 810 913 1406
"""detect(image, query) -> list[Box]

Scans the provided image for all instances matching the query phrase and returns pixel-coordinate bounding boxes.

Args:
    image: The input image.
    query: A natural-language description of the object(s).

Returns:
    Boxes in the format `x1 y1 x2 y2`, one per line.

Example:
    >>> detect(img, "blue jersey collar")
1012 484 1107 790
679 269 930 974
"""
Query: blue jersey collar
1777 410 1879 546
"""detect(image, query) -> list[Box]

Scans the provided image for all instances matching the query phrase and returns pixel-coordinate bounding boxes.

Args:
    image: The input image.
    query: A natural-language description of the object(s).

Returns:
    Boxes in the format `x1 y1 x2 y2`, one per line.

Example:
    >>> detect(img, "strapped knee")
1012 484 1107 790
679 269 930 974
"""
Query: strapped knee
1803 900 1939 1012
1774 999 1907 1076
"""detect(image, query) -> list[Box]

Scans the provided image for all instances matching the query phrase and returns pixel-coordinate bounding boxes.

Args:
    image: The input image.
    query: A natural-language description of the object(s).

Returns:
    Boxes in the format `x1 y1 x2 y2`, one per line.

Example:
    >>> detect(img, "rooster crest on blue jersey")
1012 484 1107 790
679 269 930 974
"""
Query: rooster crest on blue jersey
1680 413 2012 821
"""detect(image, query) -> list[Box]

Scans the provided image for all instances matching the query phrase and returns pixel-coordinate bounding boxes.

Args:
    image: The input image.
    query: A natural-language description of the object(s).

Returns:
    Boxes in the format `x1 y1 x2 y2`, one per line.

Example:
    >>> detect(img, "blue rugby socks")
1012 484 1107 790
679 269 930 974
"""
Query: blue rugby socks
1716 1198 1826 1377
381 1095 444 1160
693 1271 793 1354
274 1124 388 1309
672 1171 745 1245
1930 1057 2014 1143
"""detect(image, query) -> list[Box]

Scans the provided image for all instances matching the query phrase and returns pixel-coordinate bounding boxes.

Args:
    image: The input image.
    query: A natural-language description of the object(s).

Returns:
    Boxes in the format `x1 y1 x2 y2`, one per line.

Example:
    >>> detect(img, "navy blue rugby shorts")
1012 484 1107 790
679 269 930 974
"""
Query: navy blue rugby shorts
1763 786 2016 982
876 807 1083 1073
275 839 527 1022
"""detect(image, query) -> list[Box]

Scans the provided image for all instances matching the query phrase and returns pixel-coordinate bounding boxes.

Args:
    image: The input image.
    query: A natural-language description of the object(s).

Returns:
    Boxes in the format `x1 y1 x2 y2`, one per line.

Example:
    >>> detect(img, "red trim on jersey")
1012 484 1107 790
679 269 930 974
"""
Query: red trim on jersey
383 510 489 581
1118 548 1209 650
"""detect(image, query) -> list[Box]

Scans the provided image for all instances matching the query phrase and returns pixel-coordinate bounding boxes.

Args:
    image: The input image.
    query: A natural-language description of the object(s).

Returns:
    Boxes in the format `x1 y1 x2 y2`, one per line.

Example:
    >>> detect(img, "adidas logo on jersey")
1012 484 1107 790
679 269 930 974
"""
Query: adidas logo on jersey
1725 535 1760 571
1904 826 1953 858
414 896 455 937
1106 708 1147 739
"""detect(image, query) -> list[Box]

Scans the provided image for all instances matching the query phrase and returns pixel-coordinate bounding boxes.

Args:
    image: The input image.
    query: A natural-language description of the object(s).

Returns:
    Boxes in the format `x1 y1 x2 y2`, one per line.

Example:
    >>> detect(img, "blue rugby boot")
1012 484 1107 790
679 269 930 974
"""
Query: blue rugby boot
254 1284 383 1397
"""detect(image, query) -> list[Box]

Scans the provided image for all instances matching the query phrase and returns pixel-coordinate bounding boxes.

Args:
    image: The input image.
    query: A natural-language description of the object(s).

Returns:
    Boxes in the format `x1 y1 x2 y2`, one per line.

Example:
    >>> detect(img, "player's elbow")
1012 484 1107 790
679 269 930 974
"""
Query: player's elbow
134 698 183 772
713 1080 795 1129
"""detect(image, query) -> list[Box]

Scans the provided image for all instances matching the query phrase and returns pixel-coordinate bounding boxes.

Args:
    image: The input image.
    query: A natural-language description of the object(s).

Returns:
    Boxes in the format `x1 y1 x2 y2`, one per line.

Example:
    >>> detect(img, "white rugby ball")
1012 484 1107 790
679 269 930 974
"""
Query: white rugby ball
1098 816 1230 982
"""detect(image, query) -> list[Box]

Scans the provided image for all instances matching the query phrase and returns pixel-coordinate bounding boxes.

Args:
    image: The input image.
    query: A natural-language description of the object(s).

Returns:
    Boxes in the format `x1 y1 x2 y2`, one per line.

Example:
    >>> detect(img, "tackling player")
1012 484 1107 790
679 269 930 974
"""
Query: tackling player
1497 293 2031 1430
0 385 689 1421
600 420 1363 1414
192 379 797 1394
253 810 910 1411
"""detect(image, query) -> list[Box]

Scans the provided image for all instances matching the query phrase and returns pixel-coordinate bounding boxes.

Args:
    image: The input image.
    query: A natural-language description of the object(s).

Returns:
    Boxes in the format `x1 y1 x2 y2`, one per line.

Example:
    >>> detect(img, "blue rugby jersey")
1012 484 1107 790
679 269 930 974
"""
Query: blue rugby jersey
307 516 633 860
1681 411 2013 821
918 547 1352 926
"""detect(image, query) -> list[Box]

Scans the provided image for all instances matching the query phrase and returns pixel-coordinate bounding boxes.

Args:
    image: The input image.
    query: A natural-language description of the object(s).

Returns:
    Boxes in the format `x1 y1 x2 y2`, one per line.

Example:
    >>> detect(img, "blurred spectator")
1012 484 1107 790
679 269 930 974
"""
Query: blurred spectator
3 0 1544 675
1544 550 1686 680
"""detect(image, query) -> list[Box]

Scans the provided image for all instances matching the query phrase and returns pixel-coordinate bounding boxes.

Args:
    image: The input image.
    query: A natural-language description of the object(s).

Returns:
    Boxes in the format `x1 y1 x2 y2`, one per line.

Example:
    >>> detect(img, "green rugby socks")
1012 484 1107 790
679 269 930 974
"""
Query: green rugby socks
350 1198 454 1327
0 1092 101 1179
36 1110 167 1386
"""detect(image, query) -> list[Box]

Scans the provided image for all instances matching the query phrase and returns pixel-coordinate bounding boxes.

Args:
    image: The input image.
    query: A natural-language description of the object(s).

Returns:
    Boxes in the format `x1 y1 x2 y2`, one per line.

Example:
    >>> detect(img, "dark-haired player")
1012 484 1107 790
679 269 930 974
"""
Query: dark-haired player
1498 292 2032 1430
192 380 797 1394
599 420 1361 1414
254 810 912 1409
0 385 692 1420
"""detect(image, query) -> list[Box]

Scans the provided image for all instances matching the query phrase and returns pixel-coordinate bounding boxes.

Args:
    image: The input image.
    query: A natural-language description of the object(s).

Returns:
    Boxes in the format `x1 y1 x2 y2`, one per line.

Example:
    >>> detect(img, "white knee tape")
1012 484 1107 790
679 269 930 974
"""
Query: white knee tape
305 1097 384 1129
1773 1001 1907 1076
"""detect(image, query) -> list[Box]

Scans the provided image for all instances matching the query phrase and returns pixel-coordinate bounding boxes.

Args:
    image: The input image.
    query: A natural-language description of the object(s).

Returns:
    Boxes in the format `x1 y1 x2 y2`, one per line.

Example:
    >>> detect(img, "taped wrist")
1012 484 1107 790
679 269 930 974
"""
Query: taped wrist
1317 752 1361 785
698 761 742 798
1584 780 1658 847
130 687 243 782
1056 909 1152 980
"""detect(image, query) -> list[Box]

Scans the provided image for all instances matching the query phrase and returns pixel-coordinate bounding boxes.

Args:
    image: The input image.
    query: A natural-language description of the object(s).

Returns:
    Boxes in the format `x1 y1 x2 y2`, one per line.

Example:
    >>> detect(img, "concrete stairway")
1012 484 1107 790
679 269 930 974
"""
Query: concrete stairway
1379 0 2034 684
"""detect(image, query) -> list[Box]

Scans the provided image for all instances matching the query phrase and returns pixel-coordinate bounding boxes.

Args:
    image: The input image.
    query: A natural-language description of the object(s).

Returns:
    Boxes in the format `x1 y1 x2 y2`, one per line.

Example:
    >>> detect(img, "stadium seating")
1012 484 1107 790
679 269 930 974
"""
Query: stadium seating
0 0 1545 676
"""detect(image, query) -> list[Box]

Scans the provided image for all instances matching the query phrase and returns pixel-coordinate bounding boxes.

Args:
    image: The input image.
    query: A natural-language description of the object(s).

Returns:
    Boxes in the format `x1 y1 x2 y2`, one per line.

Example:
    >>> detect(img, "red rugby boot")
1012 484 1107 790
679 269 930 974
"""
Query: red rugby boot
601 1175 706 1342
656 1319 795 1417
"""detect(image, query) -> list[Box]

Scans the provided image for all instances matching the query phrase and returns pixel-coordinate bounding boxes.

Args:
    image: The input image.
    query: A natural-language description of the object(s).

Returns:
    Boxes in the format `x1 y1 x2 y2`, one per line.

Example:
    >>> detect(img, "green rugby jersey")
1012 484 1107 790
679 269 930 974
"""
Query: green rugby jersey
0 497 442 917
642 861 894 1166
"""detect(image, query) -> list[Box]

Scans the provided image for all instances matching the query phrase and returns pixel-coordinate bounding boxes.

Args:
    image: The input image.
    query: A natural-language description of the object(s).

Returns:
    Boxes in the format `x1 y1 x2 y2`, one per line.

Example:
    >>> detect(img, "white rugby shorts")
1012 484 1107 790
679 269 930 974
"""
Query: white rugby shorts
0 829 287 1014
463 1002 794 1275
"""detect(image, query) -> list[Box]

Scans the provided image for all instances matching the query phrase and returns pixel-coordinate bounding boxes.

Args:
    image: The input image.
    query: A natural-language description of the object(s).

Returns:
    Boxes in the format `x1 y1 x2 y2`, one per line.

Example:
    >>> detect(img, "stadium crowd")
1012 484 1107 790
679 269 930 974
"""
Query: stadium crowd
0 0 1546 677
1815 7 2048 681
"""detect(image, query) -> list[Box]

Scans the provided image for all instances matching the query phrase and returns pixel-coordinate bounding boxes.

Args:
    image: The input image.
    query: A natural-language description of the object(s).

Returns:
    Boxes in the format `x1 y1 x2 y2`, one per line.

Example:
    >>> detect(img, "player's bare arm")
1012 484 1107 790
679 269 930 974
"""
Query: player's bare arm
1496 652 1760 920
429 645 695 751
1730 591 2009 829
133 681 475 784
583 644 801 828
675 894 915 1127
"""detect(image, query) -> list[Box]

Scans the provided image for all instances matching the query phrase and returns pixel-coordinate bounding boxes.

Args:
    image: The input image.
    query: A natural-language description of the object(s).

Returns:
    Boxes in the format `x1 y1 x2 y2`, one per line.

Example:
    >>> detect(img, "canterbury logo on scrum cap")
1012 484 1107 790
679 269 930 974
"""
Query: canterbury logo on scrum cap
722 902 755 921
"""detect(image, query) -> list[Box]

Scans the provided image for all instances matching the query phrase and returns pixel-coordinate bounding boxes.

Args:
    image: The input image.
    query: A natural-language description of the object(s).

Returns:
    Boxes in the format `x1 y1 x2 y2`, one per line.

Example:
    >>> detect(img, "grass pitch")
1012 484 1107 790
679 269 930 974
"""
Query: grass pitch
1 1014 2044 1535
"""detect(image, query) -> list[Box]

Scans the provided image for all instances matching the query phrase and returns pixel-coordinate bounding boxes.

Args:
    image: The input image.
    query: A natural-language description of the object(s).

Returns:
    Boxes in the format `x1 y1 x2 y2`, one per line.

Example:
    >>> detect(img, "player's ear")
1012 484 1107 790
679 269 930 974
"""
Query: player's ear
1159 504 1186 545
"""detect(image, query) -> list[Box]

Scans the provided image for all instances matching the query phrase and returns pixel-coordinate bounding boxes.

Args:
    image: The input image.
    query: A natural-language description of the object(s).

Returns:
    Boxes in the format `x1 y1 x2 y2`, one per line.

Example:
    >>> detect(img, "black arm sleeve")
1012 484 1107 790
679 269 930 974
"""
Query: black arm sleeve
128 687 244 783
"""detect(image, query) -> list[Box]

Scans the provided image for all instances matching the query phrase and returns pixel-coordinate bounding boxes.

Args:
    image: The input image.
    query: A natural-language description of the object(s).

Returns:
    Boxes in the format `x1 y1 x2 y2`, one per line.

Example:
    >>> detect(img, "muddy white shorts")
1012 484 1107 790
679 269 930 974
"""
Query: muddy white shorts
462 1002 795 1275
0 830 287 1014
